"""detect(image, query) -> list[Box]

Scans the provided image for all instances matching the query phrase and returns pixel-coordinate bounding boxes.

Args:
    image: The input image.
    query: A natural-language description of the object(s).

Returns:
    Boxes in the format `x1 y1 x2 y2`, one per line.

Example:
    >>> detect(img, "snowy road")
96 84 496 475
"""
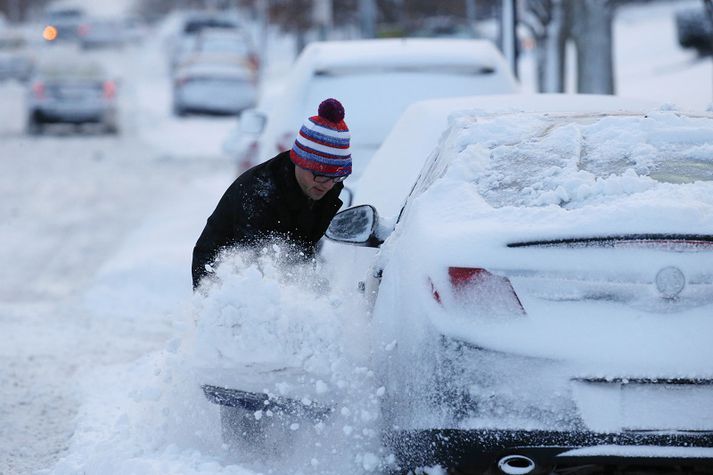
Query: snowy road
0 40 235 474
0 2 711 474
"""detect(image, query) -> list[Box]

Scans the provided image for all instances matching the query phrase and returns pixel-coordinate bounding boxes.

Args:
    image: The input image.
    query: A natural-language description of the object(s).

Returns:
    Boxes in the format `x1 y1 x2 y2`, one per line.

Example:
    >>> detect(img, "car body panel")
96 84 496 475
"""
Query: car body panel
326 97 713 471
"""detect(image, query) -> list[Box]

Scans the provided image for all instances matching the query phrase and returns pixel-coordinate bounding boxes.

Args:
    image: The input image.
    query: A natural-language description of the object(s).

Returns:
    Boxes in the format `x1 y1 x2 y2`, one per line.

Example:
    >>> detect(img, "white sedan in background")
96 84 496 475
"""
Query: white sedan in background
222 38 519 176
326 96 713 474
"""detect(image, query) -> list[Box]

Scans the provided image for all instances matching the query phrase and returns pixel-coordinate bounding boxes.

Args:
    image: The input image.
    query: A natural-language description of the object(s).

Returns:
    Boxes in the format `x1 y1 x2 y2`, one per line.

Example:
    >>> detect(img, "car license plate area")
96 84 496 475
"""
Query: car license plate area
622 383 713 431
57 85 101 100
572 380 713 432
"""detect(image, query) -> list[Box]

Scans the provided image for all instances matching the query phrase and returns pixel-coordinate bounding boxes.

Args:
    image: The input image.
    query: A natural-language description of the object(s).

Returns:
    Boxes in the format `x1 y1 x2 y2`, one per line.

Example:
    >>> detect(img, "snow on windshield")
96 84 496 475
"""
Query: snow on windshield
442 111 713 209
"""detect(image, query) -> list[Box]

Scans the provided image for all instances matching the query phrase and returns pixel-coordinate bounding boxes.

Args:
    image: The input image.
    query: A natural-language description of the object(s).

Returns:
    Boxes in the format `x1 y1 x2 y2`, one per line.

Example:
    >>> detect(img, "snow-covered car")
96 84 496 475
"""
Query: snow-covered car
26 61 119 135
172 61 257 116
224 38 519 178
326 99 713 473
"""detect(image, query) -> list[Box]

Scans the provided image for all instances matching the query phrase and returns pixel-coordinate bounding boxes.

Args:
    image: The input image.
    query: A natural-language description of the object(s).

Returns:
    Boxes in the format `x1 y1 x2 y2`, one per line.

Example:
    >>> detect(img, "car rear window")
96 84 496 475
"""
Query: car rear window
440 112 713 209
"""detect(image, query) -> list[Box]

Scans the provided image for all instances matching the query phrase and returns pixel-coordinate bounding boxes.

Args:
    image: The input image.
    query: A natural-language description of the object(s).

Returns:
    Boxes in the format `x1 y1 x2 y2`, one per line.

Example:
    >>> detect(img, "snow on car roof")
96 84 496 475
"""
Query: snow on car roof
302 38 509 72
356 93 659 218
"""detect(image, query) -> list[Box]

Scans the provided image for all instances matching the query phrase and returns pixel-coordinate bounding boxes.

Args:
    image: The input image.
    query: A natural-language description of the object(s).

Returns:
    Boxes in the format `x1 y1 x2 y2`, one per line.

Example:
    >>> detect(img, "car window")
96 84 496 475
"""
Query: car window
199 36 250 54
184 19 238 34
409 112 713 211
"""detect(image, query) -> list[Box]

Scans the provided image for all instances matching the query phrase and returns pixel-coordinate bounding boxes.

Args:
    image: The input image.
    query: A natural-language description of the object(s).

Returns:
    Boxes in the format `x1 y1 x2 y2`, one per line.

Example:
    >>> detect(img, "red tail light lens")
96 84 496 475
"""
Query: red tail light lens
32 81 45 99
248 54 260 72
77 24 90 37
103 80 116 99
432 267 526 317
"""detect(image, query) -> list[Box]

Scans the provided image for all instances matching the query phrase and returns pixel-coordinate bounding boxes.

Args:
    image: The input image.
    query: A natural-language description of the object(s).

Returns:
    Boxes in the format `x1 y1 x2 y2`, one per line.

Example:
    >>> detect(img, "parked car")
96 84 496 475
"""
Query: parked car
26 61 119 135
223 38 519 177
0 28 33 82
325 96 713 473
676 6 713 55
172 61 257 116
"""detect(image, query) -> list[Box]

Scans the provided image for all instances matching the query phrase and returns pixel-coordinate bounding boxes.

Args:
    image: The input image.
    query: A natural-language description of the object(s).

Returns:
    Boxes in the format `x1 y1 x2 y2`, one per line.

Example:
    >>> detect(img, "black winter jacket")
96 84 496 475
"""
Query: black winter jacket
192 151 343 289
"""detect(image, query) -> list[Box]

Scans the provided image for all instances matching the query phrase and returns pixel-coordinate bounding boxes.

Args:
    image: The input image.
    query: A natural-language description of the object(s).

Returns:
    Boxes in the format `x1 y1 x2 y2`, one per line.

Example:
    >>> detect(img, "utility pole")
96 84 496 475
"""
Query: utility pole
501 0 519 78
313 0 333 41
8 0 21 22
465 0 477 27
704 0 713 103
359 0 377 38
257 0 269 84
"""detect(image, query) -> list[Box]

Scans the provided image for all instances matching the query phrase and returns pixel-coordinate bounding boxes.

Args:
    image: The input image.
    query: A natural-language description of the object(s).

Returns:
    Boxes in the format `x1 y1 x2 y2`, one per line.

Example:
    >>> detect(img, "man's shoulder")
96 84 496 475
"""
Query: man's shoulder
224 152 291 205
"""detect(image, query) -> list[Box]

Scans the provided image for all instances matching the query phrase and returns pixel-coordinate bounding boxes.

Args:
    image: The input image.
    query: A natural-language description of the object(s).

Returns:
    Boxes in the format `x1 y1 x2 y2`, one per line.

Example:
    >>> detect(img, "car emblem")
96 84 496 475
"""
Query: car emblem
655 266 686 299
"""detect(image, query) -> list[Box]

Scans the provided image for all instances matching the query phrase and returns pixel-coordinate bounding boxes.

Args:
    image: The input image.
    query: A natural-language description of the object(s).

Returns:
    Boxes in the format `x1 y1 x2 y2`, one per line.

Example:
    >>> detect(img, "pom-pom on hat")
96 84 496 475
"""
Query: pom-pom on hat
290 98 352 177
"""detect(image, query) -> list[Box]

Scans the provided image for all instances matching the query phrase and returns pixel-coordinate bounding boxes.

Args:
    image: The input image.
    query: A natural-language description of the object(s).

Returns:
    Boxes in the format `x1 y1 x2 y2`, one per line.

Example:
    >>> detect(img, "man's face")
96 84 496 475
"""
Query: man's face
294 166 339 200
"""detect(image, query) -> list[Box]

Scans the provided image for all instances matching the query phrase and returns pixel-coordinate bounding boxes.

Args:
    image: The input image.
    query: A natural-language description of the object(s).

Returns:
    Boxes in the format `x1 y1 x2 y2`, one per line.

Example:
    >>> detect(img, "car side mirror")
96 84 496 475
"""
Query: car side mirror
239 108 266 135
326 204 384 247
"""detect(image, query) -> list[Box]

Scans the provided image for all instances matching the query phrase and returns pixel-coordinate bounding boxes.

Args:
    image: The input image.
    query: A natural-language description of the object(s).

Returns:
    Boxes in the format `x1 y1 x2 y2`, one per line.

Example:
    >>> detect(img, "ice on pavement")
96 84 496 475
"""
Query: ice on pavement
50 248 389 475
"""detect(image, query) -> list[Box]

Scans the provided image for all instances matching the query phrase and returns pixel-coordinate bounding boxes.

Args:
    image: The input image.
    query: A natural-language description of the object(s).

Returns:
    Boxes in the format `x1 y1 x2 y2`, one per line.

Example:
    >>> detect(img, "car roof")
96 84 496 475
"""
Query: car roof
355 93 660 218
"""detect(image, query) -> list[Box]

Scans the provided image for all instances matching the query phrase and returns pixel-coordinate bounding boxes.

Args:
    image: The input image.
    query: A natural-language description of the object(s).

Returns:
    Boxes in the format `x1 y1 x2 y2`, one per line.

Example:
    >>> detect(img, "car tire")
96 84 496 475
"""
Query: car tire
173 102 187 117
104 121 119 135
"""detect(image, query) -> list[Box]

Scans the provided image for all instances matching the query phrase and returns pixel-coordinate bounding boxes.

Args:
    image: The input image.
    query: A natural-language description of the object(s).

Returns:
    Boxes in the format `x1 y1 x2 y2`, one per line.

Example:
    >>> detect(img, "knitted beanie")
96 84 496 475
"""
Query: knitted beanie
290 98 352 177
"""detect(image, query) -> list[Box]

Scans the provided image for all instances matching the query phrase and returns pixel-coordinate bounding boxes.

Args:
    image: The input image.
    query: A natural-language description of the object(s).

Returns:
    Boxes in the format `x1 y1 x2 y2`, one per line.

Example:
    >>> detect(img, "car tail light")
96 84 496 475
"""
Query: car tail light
77 23 90 37
32 81 45 99
431 267 526 317
247 53 260 72
103 80 116 99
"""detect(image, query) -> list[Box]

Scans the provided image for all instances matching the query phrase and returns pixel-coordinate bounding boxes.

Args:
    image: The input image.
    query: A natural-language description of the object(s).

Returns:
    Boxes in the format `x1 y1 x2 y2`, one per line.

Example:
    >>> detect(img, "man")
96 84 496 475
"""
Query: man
192 98 351 289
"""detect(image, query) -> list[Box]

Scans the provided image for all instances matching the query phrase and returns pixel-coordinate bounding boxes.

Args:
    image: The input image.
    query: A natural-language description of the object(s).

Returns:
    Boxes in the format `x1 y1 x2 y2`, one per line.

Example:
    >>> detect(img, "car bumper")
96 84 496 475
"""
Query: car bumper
388 428 713 474
174 82 256 114
31 105 115 123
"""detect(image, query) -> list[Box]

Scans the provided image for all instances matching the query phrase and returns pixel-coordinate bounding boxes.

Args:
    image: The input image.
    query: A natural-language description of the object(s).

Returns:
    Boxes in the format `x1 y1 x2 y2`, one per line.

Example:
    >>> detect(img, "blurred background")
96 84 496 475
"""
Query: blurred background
0 0 709 158
0 1 712 474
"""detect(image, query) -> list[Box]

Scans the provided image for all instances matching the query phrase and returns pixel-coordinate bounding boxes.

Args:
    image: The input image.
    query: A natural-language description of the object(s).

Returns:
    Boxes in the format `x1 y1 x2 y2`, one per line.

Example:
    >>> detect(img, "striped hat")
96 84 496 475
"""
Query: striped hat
290 98 352 177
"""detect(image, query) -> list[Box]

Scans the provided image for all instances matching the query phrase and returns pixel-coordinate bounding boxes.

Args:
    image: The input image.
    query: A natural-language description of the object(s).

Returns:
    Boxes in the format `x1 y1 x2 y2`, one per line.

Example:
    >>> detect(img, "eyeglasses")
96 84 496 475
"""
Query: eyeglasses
312 172 348 184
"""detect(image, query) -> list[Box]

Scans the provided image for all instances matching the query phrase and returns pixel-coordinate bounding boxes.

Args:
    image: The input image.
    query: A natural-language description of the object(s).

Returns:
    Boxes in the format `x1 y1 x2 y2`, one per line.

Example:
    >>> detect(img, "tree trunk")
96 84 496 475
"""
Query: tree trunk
525 0 568 93
570 0 615 94
359 0 377 38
